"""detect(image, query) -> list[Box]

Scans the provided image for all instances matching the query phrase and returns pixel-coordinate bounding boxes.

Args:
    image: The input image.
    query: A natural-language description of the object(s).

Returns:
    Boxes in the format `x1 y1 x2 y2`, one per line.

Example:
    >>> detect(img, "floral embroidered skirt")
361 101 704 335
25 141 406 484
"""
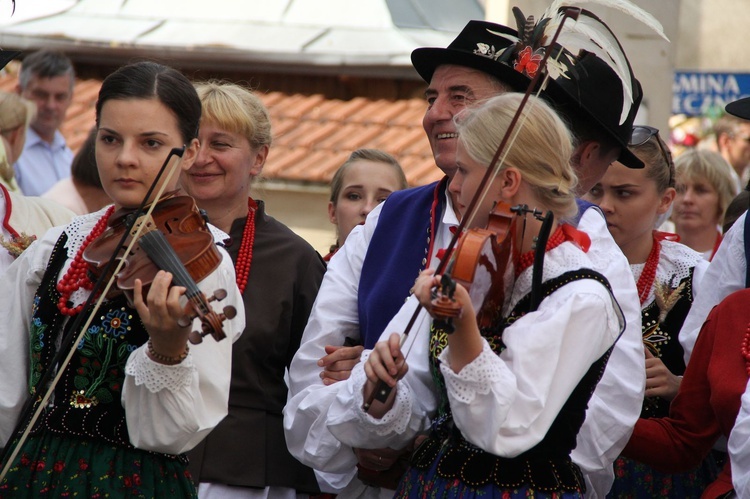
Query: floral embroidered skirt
607 454 721 498
0 433 196 498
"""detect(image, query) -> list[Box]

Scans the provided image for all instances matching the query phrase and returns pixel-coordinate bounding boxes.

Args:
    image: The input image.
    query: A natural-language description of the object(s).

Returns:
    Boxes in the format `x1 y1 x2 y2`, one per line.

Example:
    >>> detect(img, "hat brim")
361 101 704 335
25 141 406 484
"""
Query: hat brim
542 71 644 169
726 97 750 121
411 47 533 93
0 50 20 72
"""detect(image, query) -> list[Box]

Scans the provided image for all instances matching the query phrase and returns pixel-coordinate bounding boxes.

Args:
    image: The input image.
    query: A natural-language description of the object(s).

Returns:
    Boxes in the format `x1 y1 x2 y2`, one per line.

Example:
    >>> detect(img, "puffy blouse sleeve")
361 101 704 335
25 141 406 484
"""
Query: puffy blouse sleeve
0 227 64 446
123 243 245 456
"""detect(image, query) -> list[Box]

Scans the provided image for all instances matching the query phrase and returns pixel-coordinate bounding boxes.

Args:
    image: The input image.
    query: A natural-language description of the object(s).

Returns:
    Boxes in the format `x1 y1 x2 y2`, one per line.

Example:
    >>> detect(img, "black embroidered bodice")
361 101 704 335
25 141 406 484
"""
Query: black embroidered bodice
28 233 150 449
640 269 695 418
411 269 615 492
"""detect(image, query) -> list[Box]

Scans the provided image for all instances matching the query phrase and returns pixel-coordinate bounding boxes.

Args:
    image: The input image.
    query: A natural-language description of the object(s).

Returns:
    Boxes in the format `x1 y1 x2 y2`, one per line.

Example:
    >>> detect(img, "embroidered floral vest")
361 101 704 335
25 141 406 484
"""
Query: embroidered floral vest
28 233 149 448
640 269 695 419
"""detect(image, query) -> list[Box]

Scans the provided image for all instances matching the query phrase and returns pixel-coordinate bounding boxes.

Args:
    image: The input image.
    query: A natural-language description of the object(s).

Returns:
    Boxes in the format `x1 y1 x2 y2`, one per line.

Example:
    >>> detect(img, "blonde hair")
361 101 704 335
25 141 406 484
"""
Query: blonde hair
456 93 578 220
194 81 272 149
674 150 737 219
0 91 35 136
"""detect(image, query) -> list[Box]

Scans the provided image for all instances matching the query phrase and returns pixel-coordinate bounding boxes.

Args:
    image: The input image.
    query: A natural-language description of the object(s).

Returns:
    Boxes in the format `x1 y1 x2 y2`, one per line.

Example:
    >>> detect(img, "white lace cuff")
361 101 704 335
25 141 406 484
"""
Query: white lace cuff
438 341 505 404
125 345 195 393
351 353 413 436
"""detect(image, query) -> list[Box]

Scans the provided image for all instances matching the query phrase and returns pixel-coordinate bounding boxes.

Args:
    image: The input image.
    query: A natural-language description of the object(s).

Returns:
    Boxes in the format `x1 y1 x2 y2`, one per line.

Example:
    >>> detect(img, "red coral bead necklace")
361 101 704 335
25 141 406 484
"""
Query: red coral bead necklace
235 197 257 295
636 234 661 305
57 206 115 316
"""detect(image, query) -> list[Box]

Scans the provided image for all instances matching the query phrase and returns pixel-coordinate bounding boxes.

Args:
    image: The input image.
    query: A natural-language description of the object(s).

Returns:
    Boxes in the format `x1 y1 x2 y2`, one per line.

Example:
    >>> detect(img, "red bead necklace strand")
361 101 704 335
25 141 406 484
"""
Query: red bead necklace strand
741 325 750 376
515 226 566 277
235 198 257 295
56 206 115 316
636 234 661 305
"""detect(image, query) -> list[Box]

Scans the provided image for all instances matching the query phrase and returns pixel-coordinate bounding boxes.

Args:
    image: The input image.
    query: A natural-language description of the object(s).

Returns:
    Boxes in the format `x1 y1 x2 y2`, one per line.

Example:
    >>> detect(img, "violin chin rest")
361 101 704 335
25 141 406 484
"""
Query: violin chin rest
223 306 237 320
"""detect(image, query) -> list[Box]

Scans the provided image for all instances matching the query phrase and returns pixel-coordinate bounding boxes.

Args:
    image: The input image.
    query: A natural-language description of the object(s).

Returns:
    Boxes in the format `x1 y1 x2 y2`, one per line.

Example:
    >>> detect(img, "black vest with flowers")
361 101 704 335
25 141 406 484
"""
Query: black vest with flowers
410 269 614 493
28 232 150 449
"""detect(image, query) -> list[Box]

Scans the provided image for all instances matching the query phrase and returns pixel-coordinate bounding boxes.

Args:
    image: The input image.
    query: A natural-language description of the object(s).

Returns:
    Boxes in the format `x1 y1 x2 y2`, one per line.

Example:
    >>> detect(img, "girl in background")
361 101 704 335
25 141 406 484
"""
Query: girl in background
325 149 407 261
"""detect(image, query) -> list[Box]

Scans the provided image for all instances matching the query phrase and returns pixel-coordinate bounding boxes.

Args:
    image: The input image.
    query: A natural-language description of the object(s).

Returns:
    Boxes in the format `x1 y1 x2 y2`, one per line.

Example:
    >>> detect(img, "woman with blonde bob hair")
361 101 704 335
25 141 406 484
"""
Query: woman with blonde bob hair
671 150 737 260
0 91 35 191
321 93 622 498
180 81 326 498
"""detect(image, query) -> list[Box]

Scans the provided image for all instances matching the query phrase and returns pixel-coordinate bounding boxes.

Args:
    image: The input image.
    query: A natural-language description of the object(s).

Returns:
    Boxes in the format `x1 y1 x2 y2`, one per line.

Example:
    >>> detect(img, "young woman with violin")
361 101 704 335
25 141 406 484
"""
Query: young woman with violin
584 126 719 497
0 61 244 497
322 93 622 498
178 82 326 498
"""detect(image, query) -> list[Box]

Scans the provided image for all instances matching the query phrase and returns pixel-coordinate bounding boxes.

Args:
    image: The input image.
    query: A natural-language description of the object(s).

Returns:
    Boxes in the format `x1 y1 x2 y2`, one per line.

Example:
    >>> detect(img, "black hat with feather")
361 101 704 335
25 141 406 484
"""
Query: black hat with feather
410 0 669 170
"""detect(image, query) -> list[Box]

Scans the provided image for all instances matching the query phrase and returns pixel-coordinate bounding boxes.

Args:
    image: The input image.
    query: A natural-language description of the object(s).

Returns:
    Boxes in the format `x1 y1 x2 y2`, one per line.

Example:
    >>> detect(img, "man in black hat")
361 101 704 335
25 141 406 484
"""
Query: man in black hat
285 18 646 498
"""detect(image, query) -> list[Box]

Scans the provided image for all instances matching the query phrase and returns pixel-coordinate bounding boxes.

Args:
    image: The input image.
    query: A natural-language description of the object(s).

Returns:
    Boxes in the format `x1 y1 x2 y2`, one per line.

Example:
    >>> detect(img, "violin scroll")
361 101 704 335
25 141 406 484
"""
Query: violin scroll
83 194 237 344
429 274 462 334
179 288 238 344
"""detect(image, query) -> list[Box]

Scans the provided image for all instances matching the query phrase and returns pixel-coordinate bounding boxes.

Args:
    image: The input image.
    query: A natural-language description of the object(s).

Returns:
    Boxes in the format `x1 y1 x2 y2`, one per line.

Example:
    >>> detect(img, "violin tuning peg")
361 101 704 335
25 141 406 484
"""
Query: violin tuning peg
210 289 228 302
222 306 237 320
188 331 204 344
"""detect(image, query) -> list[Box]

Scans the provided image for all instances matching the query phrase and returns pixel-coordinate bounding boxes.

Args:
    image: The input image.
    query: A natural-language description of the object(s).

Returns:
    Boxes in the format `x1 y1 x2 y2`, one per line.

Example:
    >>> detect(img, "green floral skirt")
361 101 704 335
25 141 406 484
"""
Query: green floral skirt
0 433 197 498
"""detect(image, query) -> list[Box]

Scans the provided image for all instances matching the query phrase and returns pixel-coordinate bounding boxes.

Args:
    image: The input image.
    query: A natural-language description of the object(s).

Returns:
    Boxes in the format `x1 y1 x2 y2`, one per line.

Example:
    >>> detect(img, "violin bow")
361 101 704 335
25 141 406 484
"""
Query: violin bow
363 8 582 412
0 146 188 481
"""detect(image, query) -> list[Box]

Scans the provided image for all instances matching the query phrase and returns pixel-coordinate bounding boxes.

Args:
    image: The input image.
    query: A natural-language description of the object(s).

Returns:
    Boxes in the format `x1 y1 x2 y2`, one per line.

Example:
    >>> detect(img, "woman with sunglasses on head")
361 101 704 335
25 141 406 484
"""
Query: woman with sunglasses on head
671 150 737 261
0 62 245 498
585 126 717 497
618 97 750 498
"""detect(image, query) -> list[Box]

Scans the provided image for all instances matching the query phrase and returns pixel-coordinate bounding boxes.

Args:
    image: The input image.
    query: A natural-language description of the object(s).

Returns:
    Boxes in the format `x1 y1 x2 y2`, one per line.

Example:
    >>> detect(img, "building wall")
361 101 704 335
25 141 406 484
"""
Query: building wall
250 181 335 256
676 0 750 71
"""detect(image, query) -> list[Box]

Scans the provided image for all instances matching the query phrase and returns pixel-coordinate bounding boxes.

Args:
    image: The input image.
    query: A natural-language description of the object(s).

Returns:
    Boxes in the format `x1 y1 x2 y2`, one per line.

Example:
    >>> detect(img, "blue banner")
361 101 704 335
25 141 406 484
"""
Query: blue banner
673 71 750 116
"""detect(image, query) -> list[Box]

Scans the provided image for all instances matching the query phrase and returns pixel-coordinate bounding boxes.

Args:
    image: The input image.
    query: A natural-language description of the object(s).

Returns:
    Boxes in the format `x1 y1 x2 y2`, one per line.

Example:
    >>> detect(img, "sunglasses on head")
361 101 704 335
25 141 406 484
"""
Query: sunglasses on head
629 125 674 184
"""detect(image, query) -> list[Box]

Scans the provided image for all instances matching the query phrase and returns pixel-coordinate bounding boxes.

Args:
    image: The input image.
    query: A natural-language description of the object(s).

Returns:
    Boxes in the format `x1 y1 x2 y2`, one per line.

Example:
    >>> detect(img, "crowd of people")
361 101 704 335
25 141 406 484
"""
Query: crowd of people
1 0 750 498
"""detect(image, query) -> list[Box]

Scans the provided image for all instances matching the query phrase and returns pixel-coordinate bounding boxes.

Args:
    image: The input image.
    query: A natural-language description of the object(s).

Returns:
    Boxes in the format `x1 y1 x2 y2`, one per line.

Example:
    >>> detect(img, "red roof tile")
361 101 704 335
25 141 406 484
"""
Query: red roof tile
1 73 442 187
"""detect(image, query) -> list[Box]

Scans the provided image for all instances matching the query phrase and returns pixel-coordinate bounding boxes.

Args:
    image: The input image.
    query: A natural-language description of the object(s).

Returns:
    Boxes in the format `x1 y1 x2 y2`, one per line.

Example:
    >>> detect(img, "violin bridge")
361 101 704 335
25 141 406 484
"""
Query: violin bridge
128 214 157 238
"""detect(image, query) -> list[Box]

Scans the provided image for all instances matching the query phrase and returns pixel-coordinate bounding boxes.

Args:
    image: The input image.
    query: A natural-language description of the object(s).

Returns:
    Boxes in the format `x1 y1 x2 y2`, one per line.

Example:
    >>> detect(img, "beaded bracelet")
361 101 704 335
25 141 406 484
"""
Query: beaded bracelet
147 338 189 365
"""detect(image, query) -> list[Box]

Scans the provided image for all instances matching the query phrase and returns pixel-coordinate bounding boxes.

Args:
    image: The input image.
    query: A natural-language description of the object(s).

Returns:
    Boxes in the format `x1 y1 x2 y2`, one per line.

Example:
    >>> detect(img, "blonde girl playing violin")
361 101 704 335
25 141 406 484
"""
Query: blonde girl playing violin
322 93 622 498
0 62 244 498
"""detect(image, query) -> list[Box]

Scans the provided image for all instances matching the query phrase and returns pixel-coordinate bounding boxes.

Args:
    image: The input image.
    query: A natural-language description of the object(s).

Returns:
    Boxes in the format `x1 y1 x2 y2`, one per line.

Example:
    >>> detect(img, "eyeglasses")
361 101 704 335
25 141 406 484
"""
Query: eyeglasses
629 125 674 185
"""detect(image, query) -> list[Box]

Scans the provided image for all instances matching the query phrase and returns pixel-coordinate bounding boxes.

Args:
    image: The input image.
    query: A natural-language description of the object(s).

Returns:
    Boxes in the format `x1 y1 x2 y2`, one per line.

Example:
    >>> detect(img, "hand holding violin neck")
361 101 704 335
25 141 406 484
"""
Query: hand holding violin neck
430 274 462 334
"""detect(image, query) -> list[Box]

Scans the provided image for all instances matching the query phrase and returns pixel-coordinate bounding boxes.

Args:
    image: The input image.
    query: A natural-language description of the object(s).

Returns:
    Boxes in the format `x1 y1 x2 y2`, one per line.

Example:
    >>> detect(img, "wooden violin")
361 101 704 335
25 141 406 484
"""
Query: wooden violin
430 202 517 331
83 193 236 344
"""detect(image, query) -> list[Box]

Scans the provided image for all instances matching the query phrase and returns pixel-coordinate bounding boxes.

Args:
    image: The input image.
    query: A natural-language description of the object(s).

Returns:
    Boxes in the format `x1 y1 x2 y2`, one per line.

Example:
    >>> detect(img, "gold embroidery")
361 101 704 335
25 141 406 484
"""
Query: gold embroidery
654 279 686 323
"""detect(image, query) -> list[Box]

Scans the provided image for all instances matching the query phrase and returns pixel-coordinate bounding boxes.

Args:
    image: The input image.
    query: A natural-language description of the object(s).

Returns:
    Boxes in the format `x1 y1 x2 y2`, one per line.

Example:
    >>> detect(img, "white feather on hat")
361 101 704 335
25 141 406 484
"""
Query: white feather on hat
487 0 668 124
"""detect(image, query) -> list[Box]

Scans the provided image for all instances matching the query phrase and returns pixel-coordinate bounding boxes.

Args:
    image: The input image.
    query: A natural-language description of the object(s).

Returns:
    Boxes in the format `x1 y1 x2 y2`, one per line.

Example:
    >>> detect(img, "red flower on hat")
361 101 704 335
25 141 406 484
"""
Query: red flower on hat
514 46 543 78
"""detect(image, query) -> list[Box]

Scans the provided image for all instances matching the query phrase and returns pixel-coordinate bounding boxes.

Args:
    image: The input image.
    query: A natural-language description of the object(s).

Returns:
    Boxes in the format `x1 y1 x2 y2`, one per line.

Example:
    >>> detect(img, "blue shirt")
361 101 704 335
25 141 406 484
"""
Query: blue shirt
13 127 73 196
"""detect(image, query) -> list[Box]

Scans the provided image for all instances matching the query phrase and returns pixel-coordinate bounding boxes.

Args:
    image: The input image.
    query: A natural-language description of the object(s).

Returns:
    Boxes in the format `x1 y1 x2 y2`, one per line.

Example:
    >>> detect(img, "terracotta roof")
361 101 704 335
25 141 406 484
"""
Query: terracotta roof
0 73 441 187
